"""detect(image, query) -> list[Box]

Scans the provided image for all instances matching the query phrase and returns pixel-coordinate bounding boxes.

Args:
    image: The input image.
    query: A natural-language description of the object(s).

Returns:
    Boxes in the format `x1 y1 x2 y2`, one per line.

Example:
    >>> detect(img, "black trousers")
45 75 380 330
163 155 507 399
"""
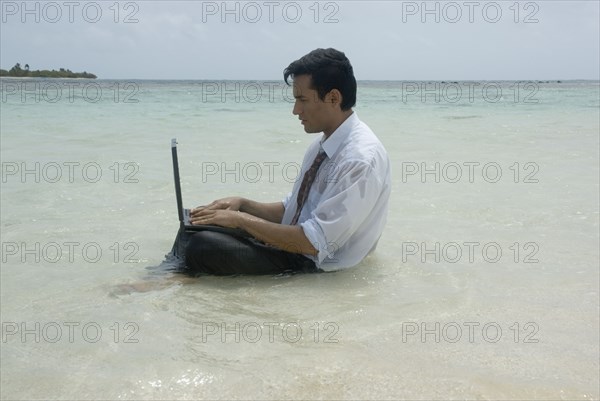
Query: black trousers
180 230 320 276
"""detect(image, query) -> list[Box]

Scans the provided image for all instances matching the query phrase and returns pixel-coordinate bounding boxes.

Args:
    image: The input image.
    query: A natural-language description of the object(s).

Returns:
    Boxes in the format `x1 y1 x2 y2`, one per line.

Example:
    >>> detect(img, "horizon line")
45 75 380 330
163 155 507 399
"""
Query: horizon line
1 77 598 82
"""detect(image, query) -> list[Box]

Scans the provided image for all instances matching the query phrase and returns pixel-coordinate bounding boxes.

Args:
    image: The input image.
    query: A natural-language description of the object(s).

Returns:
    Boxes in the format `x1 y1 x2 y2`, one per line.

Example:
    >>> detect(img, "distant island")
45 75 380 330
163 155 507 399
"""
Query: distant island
0 63 97 79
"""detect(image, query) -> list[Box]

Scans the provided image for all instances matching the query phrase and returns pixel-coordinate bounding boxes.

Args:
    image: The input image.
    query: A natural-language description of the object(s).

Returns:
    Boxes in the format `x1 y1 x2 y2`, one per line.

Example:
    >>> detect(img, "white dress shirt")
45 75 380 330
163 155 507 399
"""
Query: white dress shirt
281 112 391 271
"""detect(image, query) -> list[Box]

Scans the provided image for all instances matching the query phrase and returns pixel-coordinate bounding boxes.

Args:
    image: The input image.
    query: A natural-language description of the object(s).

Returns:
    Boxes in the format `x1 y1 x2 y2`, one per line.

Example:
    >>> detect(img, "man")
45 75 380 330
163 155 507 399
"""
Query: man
185 48 391 275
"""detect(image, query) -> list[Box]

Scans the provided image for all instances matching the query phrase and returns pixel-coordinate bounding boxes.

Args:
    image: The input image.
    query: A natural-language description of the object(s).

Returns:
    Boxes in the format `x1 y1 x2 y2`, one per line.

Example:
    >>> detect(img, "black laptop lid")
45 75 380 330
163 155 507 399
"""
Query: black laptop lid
171 138 185 224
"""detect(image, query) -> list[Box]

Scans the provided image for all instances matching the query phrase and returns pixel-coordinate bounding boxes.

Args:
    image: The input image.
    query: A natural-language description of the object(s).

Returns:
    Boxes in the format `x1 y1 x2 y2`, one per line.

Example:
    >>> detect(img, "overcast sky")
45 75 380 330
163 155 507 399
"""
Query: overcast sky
1 0 599 80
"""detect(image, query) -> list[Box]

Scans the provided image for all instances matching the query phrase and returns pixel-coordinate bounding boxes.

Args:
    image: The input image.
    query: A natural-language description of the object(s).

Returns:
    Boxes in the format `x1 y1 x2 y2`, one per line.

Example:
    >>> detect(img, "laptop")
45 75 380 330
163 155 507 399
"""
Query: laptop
171 138 250 238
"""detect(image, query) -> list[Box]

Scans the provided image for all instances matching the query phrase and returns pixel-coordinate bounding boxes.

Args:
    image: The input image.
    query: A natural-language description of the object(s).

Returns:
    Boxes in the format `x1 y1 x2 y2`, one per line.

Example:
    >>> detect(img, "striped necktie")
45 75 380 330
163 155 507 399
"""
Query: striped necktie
291 150 327 225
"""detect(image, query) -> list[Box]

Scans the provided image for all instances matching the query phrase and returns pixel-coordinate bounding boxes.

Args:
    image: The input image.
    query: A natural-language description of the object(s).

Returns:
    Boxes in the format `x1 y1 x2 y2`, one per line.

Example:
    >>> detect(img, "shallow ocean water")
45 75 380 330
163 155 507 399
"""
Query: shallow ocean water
1 79 598 400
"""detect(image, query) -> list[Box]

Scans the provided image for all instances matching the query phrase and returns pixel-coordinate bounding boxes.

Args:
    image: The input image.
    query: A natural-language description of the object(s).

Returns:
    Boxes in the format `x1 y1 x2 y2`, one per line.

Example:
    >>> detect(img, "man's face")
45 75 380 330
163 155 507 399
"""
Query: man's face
292 74 336 135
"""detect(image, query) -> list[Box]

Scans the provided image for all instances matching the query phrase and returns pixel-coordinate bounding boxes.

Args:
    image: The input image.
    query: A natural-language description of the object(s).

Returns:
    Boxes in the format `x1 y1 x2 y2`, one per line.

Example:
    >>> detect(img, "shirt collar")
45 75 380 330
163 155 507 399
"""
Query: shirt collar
320 112 358 158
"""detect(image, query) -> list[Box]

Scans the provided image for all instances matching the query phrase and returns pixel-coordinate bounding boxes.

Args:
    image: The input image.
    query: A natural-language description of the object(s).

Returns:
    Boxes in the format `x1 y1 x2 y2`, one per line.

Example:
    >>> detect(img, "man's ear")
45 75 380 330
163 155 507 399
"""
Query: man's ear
327 89 343 108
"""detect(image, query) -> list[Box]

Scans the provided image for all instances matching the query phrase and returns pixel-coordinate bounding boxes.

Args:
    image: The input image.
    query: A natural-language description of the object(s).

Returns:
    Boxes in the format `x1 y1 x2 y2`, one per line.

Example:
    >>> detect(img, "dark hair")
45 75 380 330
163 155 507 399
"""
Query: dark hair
284 48 357 111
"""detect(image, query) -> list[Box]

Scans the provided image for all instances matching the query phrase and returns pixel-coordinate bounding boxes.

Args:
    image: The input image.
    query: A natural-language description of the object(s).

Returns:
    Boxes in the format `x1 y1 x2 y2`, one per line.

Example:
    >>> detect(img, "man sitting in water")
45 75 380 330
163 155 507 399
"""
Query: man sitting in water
185 48 391 275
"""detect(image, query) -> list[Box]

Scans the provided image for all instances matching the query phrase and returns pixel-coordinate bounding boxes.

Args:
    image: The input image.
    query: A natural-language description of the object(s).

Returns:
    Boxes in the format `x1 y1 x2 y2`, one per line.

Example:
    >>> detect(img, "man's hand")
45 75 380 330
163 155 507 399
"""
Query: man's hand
190 197 245 227
189 208 244 228
194 196 244 212
191 197 285 224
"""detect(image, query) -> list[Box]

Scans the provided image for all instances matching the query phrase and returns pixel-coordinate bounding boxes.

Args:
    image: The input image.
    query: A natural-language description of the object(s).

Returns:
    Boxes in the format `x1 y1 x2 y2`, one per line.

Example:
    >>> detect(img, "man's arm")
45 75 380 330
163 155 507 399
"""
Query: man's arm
194 196 284 223
188 206 317 256
237 213 317 256
239 199 285 224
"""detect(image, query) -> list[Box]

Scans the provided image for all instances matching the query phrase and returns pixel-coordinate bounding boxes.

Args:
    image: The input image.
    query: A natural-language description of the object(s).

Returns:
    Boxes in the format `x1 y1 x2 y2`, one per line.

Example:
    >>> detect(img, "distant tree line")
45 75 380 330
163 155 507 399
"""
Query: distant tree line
0 63 97 78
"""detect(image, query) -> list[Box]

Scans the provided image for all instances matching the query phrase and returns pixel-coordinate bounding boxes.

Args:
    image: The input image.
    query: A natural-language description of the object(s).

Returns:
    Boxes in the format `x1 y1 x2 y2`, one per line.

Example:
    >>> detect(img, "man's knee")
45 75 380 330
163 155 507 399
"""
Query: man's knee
185 231 236 274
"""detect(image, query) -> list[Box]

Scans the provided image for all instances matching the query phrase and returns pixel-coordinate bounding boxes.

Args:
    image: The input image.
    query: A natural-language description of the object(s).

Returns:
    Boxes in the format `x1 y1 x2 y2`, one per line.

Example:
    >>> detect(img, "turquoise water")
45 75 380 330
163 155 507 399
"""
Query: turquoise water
1 78 599 399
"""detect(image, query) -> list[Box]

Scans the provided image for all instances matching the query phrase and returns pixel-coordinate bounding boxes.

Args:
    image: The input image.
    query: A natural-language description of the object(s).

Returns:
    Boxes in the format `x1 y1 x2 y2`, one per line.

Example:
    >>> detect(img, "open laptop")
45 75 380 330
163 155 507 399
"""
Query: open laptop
171 138 250 238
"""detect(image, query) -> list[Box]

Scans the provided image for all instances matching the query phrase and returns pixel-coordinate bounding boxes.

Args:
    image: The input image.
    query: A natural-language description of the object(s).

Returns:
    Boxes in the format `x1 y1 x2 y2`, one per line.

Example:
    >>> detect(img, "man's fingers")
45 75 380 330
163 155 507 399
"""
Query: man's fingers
191 215 208 225
191 209 216 221
191 205 214 216
193 199 237 214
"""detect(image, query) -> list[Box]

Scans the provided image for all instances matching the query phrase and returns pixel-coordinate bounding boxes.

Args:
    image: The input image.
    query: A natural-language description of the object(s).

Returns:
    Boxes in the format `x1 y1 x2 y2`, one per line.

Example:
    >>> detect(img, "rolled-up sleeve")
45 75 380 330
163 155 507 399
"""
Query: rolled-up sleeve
300 161 384 264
